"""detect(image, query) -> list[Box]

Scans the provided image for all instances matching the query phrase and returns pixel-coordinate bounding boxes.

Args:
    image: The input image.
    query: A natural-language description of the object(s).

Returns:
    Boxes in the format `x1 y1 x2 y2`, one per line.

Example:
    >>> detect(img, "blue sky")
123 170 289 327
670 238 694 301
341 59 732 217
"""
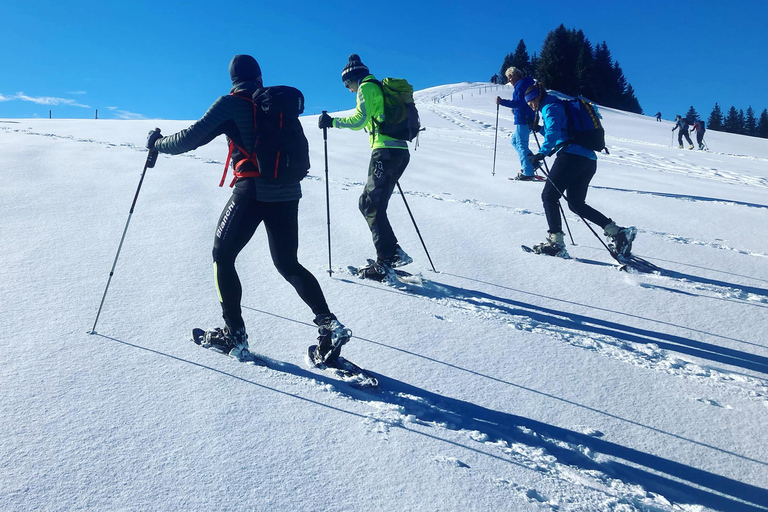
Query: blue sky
2 0 767 123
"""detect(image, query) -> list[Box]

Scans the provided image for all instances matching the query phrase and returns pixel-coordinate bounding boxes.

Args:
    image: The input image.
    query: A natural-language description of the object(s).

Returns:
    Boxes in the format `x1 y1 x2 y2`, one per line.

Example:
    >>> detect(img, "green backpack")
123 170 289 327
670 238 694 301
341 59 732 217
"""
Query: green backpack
364 77 421 141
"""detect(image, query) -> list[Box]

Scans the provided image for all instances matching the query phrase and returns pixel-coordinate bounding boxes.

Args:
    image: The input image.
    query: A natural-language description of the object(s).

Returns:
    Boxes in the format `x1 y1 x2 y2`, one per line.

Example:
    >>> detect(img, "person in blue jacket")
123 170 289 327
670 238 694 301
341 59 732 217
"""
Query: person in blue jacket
524 82 636 258
496 67 537 180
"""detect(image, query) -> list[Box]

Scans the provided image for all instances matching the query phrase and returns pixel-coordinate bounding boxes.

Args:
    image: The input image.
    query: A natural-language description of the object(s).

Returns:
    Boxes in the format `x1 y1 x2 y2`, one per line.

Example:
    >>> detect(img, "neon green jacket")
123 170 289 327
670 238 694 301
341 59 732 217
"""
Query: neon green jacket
333 74 408 150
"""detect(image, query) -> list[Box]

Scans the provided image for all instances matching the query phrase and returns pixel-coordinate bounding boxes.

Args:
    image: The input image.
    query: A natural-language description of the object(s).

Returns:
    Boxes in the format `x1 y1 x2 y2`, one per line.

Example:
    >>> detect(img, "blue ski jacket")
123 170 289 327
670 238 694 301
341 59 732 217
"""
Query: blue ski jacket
498 75 535 125
538 95 596 161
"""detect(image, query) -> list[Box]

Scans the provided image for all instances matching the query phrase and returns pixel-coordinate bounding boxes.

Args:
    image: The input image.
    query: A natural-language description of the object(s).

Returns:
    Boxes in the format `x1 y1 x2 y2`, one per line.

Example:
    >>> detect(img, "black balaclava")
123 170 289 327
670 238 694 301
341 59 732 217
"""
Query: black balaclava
229 54 262 91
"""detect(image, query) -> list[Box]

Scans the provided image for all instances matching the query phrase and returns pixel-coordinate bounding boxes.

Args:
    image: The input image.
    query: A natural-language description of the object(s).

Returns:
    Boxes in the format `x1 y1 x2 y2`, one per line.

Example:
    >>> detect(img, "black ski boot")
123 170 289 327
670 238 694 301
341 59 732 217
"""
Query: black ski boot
358 259 396 282
310 313 352 366
200 326 249 358
604 221 637 258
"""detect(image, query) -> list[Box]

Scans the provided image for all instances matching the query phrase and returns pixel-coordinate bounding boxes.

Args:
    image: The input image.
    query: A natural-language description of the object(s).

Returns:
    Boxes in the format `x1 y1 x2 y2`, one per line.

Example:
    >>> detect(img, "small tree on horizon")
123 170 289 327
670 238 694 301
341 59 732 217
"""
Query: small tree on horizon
745 106 757 136
758 109 768 138
685 106 699 123
708 103 724 131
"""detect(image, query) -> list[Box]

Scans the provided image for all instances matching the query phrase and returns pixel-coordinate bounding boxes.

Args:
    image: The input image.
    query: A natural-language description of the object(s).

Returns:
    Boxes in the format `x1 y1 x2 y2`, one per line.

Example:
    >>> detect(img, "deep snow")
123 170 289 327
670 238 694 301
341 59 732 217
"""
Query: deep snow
1 82 767 511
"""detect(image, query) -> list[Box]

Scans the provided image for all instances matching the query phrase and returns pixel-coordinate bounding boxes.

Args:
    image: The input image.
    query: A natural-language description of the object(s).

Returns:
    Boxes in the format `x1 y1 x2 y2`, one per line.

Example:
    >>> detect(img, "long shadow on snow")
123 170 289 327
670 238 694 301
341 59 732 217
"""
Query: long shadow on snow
551 254 768 307
370 373 768 512
340 276 768 377
93 332 767 512
591 186 768 211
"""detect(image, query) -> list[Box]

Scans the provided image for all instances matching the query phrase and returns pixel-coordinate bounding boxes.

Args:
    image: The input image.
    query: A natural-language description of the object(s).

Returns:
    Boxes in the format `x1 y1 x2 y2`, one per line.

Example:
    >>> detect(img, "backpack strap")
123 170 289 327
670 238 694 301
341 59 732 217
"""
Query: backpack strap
220 93 263 187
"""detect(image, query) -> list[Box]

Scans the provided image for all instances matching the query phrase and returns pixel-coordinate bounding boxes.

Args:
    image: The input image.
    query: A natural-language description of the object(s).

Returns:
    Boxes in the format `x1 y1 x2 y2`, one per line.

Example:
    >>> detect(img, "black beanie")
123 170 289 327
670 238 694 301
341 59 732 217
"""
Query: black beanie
229 54 262 86
341 54 370 85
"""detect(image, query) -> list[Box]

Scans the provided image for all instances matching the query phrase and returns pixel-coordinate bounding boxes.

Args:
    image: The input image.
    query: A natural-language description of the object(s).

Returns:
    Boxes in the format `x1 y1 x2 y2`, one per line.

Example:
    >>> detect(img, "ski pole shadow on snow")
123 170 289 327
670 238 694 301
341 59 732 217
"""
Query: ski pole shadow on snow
92 331 768 512
338 274 768 378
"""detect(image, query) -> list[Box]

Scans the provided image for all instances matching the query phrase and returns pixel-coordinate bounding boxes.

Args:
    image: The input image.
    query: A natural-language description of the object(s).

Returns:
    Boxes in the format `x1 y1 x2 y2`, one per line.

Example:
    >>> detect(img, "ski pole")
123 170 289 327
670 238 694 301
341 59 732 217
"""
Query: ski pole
534 153 623 264
396 181 436 272
531 129 575 245
492 103 499 176
90 146 159 334
322 111 333 276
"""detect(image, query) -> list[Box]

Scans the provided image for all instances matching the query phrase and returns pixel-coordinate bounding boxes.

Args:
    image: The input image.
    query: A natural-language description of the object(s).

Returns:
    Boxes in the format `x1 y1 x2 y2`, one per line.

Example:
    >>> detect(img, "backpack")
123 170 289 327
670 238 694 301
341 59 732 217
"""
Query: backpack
560 97 607 153
364 77 421 142
697 120 706 132
221 86 310 187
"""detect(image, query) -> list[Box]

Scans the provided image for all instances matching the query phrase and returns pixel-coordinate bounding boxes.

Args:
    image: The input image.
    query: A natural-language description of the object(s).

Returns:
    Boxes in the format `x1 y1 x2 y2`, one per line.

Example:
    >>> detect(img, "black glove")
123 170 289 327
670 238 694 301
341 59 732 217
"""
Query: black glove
147 128 162 149
530 153 546 168
318 113 334 129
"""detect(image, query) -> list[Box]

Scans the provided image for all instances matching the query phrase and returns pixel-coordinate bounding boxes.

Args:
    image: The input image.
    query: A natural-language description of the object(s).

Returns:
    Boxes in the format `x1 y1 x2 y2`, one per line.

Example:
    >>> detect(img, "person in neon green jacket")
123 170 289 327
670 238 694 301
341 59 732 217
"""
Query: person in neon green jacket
319 54 412 281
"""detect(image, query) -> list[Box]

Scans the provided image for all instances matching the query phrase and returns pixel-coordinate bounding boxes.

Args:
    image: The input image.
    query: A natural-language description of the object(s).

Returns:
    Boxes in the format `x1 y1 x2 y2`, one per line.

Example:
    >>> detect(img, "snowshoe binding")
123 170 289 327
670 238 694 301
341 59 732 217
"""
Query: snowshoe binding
531 232 569 258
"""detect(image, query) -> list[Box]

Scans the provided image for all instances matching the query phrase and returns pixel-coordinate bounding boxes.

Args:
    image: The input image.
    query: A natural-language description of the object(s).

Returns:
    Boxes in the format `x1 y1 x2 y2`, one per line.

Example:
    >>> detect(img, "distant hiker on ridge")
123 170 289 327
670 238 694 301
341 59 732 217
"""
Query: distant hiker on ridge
655 111 662 122
496 66 537 181
523 82 637 259
318 54 414 282
672 114 694 150
146 54 353 367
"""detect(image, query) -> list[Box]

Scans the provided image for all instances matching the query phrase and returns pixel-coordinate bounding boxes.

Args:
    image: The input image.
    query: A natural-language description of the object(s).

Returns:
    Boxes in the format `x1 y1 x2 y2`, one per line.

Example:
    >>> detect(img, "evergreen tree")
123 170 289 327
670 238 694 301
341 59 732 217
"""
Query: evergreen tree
530 53 539 78
745 106 757 136
537 24 579 96
708 103 724 131
758 109 768 138
724 106 740 133
737 109 746 134
592 42 614 106
622 84 643 114
499 39 532 82
572 30 596 99
685 106 699 123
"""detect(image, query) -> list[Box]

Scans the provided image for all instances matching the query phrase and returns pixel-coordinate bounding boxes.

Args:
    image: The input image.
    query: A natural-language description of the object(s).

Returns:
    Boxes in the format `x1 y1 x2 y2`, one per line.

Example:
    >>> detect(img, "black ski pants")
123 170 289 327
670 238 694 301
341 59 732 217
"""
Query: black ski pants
359 148 410 261
678 129 693 146
212 194 330 331
541 152 610 234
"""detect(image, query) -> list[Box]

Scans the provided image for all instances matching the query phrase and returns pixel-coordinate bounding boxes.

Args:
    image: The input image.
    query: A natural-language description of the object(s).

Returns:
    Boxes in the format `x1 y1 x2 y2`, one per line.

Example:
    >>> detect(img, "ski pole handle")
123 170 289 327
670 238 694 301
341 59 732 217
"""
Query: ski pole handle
322 110 328 141
146 150 159 169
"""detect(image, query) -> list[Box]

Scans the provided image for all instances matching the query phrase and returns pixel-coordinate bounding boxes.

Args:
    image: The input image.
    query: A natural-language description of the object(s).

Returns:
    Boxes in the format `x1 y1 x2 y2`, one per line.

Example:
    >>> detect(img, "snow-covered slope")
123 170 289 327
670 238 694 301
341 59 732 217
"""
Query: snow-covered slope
1 82 767 511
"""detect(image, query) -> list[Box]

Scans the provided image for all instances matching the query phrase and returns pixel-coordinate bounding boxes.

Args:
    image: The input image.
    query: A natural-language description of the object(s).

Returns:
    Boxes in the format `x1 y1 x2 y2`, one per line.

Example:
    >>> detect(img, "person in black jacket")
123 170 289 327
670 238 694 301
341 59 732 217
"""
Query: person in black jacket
147 54 351 365
672 115 694 149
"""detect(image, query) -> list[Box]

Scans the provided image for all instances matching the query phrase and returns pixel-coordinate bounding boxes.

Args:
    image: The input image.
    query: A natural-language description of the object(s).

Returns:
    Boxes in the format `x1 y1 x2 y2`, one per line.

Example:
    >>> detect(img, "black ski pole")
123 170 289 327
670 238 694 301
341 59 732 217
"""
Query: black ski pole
322 111 333 276
531 129 575 246
90 146 159 334
533 151 622 264
492 103 499 176
396 181 436 272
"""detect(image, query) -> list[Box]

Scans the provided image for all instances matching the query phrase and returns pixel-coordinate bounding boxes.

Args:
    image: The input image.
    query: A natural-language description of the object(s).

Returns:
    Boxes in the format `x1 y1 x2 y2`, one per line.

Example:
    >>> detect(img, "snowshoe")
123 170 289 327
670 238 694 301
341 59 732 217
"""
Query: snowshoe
530 232 569 258
604 222 637 258
312 314 352 365
357 259 397 283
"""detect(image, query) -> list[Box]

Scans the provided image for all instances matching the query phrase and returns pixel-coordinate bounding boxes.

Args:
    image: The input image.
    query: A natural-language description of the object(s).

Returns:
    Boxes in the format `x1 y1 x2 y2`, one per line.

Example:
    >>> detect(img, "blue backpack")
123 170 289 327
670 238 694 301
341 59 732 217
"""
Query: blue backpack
560 97 607 153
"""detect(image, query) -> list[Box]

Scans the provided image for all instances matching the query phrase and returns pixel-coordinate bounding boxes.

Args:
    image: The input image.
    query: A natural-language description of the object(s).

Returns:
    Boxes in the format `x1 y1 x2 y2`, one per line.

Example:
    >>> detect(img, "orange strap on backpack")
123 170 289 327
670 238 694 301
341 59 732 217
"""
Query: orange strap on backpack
219 93 263 187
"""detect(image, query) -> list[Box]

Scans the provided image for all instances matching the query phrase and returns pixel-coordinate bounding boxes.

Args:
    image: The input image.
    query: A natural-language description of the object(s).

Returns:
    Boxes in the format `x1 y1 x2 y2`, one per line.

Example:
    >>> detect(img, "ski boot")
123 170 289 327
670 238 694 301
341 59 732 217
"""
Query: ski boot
513 172 537 181
200 326 249 358
310 313 352 366
532 231 569 257
358 259 397 282
604 221 637 258
689 144 694 150
678 145 684 149
385 246 413 268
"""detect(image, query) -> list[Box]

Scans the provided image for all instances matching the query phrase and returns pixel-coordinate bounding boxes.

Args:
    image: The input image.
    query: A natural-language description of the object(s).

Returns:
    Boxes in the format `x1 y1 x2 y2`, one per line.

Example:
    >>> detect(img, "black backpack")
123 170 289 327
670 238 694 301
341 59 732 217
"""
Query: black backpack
221 86 310 186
